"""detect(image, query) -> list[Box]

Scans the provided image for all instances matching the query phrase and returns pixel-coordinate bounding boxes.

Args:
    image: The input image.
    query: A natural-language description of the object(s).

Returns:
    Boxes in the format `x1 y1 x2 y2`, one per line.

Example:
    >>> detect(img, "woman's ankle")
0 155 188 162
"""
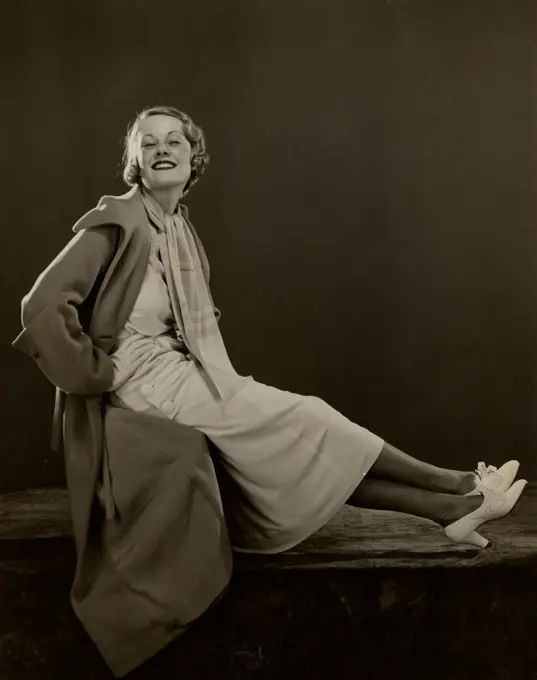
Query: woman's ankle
424 469 475 495
453 472 477 495
437 494 482 527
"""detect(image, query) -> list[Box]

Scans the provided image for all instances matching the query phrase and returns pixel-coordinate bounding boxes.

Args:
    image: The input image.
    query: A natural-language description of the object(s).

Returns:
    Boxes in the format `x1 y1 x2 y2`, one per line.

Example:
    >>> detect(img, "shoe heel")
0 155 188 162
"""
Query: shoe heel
446 478 527 548
446 530 489 549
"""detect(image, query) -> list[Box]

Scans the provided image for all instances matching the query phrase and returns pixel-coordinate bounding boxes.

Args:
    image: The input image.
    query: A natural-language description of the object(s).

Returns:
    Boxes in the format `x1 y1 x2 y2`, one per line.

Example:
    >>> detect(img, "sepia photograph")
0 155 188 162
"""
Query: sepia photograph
2 0 537 678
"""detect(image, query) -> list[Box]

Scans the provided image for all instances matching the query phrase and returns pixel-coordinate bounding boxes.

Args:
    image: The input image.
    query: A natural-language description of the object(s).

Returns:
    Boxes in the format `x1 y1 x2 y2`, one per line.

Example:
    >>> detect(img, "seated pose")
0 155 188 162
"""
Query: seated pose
12 105 527 674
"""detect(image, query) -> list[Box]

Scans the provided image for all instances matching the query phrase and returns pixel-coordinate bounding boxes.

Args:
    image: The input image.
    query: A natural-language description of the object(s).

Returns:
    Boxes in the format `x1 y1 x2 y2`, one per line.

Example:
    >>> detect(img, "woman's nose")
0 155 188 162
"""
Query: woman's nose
155 145 170 156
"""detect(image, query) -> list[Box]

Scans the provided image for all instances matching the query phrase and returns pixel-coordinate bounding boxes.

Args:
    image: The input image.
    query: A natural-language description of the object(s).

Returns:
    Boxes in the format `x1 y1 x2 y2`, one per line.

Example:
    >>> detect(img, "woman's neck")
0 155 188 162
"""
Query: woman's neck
143 184 184 215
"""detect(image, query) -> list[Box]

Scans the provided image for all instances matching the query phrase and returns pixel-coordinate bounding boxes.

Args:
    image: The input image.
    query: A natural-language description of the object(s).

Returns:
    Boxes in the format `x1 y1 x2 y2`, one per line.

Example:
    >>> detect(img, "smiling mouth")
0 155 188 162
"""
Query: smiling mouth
152 161 177 170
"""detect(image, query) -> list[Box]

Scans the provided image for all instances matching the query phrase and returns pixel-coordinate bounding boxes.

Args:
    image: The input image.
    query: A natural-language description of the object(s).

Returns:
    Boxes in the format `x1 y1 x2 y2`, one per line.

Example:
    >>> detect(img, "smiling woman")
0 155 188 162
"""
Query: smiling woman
11 104 528 676
122 106 209 211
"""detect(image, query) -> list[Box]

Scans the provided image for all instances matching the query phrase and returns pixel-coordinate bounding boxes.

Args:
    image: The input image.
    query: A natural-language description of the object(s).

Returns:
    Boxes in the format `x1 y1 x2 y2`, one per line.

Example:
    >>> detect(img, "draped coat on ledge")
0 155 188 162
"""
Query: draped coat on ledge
11 186 233 677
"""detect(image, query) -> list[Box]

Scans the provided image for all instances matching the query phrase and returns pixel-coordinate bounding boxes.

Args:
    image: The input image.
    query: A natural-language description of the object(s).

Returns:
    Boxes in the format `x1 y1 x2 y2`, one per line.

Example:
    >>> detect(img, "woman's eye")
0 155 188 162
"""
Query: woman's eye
169 140 181 146
143 142 156 148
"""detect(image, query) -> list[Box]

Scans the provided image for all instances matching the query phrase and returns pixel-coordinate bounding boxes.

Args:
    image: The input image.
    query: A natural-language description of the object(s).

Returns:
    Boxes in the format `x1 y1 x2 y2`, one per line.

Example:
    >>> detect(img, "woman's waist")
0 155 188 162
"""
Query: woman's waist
114 327 187 355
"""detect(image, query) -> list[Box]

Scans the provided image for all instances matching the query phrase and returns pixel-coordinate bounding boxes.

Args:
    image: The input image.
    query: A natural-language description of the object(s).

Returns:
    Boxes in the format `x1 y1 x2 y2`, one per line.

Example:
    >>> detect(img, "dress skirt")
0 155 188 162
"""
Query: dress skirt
110 332 385 554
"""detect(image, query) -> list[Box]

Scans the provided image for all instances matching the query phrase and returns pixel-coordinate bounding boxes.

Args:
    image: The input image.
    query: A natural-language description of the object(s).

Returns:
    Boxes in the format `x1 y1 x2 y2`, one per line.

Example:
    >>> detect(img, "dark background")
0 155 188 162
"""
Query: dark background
3 0 536 492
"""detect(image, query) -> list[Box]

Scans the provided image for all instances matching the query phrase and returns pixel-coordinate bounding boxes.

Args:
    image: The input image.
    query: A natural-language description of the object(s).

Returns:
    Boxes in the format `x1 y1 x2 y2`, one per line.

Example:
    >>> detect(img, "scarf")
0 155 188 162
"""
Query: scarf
141 188 239 400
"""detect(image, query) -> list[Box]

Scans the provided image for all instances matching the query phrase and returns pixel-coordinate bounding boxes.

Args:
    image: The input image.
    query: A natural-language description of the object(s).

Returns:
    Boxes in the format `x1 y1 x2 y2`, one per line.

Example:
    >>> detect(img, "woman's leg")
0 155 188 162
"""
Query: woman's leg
367 442 476 495
347 477 482 526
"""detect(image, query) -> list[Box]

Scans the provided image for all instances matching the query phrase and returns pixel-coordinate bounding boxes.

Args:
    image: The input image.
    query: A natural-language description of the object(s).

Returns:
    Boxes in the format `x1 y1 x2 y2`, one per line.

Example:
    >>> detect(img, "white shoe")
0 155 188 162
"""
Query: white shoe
445 478 527 549
465 460 520 496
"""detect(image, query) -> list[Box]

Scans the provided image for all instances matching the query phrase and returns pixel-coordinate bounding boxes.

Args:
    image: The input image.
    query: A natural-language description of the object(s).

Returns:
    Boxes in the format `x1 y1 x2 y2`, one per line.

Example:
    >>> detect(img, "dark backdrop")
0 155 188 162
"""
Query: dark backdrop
3 0 536 491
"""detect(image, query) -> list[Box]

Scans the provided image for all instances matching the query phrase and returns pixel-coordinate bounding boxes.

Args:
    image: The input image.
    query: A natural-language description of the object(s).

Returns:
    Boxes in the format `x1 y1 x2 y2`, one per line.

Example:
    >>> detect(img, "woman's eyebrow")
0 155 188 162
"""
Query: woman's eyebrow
140 131 185 142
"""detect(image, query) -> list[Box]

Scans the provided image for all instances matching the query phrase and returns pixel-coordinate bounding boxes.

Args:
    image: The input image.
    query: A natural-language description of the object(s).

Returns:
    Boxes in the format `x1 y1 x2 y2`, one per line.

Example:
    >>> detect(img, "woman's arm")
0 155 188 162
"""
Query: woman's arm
12 226 118 396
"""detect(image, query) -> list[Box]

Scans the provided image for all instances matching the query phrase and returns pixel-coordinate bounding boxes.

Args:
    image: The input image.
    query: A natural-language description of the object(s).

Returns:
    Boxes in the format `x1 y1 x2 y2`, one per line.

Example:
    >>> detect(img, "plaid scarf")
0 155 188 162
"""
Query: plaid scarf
141 188 238 399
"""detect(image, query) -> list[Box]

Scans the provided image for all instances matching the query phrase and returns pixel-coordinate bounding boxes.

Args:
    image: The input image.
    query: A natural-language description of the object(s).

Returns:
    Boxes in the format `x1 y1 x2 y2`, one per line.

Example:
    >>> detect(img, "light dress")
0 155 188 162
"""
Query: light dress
109 225 384 554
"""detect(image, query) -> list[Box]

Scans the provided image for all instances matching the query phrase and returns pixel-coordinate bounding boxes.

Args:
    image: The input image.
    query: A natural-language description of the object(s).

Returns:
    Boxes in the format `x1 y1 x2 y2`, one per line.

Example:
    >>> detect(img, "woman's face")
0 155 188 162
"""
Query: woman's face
135 114 192 191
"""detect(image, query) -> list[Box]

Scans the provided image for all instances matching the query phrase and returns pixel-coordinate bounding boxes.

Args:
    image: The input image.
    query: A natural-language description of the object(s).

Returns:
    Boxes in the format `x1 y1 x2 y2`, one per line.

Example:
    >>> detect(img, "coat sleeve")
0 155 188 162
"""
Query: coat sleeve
12 226 118 396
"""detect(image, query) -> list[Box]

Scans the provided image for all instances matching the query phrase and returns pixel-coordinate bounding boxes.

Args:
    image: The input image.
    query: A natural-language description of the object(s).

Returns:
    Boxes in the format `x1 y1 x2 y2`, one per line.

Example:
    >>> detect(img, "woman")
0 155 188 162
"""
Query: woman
12 105 527 675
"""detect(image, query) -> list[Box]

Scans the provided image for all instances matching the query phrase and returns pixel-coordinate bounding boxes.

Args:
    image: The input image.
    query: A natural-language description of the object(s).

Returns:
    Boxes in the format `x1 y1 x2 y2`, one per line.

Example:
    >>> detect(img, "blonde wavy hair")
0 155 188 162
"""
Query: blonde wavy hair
122 106 209 197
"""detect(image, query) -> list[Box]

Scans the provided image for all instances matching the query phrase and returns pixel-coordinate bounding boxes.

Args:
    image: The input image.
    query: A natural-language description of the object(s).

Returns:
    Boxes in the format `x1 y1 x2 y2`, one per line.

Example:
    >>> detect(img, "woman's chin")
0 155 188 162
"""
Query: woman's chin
145 178 185 191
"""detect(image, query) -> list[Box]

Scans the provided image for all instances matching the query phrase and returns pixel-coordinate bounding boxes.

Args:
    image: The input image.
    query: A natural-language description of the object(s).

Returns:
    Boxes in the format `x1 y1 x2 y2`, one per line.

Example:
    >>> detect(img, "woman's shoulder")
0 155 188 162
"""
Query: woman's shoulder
72 186 145 235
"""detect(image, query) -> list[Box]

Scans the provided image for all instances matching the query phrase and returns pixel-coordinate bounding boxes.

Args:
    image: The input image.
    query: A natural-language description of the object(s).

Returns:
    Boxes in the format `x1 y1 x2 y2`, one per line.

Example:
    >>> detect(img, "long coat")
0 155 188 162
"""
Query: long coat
11 186 233 677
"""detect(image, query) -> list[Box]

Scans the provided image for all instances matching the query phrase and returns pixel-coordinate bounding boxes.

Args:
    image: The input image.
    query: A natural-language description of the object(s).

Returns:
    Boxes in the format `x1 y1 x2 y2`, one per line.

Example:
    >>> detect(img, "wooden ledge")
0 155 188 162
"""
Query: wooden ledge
1 484 536 570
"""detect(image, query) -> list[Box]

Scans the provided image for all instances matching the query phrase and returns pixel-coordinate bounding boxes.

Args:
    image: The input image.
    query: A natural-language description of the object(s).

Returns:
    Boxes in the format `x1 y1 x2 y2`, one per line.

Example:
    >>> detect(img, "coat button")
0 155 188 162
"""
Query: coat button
162 400 175 415
141 384 154 397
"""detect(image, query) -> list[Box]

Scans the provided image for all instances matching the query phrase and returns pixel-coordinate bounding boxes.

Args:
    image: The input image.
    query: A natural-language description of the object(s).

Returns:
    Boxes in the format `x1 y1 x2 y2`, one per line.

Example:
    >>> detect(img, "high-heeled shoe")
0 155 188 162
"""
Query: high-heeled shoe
464 460 520 496
445 478 527 549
